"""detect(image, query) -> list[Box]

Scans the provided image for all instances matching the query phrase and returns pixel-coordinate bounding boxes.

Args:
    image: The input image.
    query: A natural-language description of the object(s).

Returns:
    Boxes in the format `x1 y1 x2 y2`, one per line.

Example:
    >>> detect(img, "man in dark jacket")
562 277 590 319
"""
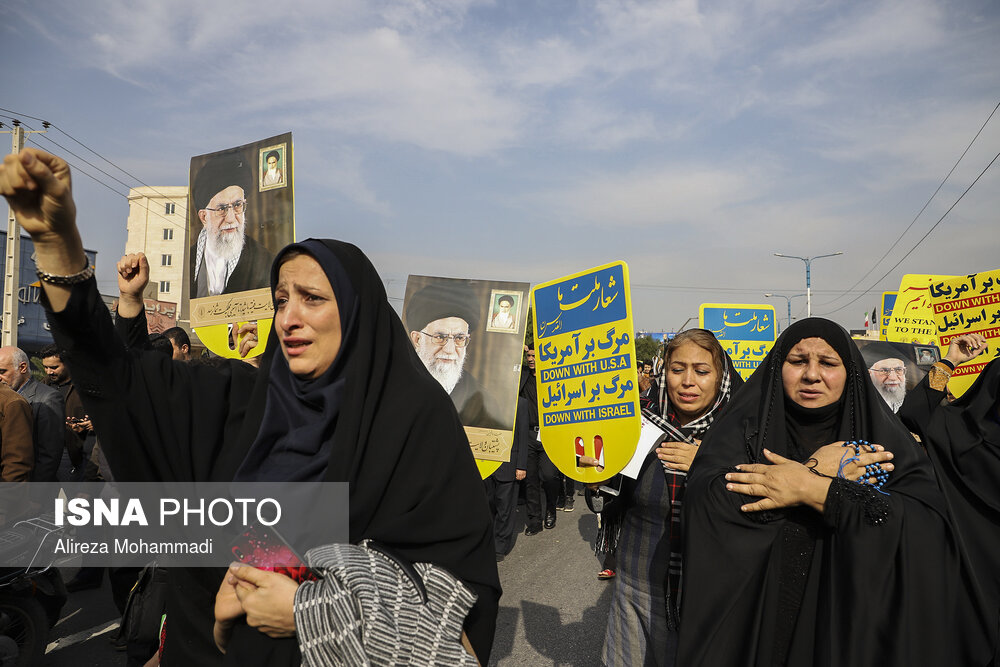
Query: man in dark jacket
485 397 529 560
0 345 64 481
40 344 95 482
519 346 562 533
0 380 33 482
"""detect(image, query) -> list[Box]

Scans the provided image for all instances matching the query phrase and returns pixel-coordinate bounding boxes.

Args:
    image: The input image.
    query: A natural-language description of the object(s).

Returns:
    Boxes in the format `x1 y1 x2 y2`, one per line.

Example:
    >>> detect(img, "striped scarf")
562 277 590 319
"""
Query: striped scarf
294 542 478 666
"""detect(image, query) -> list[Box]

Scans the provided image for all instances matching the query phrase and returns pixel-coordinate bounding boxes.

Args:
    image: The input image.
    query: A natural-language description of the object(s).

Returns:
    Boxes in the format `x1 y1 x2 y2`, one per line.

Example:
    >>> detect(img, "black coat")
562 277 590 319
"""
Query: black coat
912 358 1000 660
493 397 530 482
47 239 500 666
49 280 261 665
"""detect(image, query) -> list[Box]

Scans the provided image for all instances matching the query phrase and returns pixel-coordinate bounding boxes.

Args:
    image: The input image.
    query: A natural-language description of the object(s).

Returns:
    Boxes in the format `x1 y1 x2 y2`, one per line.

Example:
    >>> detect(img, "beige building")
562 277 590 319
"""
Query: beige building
125 186 189 324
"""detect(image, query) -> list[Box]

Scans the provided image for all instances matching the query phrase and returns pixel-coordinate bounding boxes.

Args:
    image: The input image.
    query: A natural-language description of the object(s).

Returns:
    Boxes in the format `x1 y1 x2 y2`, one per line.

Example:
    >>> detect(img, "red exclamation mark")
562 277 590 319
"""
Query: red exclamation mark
593 435 605 468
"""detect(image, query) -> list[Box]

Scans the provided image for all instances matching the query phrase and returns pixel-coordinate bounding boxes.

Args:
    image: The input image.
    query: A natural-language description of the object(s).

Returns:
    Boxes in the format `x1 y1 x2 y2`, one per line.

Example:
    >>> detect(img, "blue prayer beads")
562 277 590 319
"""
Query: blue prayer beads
839 439 890 493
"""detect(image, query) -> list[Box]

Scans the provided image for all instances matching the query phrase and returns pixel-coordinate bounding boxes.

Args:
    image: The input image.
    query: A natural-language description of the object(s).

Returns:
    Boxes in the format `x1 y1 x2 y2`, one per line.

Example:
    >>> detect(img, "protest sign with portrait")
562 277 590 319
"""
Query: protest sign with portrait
402 275 530 476
188 133 295 355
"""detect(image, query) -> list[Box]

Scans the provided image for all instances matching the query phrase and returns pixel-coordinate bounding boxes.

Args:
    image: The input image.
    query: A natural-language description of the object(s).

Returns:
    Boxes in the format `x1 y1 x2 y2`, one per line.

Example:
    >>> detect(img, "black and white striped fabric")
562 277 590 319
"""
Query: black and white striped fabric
294 542 479 666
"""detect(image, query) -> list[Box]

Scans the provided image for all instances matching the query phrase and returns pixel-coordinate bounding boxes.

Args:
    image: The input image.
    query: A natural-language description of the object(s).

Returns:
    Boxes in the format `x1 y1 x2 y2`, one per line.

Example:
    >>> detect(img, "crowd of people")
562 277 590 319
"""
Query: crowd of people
1 147 998 666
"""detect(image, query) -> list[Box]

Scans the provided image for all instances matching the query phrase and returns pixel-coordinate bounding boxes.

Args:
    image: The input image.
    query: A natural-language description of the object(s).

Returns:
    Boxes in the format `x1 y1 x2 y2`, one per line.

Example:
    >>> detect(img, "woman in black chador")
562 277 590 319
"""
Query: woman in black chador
677 318 993 667
0 149 499 666
908 357 1000 662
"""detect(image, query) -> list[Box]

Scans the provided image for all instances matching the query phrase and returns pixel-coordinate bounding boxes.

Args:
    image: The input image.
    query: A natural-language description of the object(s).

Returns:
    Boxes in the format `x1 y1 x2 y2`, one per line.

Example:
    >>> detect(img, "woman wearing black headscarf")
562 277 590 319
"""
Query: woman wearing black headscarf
0 149 499 665
215 239 501 664
677 318 993 667
912 357 1000 661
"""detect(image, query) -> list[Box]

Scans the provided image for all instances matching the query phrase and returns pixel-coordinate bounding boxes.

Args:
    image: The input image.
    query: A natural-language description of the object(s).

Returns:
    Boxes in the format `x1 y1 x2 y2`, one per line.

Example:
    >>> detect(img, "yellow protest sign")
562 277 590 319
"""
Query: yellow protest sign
194 319 272 359
929 270 1000 397
884 274 955 345
476 459 503 478
699 304 776 380
880 292 897 341
531 261 640 482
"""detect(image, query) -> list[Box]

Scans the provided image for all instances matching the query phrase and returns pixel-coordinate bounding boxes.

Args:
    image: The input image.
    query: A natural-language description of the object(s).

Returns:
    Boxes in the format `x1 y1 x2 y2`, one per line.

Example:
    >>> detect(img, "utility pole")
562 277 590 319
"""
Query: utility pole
675 316 696 334
773 252 843 317
764 293 806 334
2 120 47 347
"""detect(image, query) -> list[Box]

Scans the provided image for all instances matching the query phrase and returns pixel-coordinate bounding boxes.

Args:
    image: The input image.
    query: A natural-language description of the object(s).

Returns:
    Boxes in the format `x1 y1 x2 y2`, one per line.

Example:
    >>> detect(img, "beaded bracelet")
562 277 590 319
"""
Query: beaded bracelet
839 439 890 494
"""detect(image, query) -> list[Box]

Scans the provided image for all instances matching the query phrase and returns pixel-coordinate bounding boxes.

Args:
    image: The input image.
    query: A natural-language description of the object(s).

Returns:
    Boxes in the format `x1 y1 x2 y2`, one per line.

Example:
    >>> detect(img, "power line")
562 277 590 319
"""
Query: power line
20 133 188 235
0 107 188 213
631 283 870 294
21 135 128 199
22 122 140 193
816 99 1000 309
818 148 1000 316
0 107 50 124
50 121 189 214
7 116 191 234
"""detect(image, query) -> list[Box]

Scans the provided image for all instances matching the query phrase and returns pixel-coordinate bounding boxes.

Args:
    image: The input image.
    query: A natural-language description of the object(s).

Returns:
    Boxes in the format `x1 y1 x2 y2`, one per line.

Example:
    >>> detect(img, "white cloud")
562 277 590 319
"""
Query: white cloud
296 144 393 217
8 0 1000 335
22 0 522 156
497 37 590 89
527 162 764 229
779 0 946 67
809 102 1000 190
378 0 489 33
247 28 524 155
551 102 659 150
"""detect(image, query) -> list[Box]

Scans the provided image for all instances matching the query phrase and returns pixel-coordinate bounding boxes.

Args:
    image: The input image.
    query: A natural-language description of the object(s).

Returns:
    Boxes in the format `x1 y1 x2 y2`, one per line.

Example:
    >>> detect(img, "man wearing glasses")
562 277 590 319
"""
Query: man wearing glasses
869 357 908 412
190 152 272 298
405 283 503 429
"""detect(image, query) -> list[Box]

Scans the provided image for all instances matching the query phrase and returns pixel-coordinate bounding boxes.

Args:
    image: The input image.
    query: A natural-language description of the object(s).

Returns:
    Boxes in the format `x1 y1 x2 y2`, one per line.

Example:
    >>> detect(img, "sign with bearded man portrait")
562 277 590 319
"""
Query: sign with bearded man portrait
188 133 295 329
403 275 529 463
854 339 933 414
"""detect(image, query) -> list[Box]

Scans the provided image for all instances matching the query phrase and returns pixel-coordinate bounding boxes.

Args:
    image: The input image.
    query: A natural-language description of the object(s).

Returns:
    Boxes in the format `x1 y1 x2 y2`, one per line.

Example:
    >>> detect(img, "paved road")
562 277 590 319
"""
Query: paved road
489 497 612 666
43 568 126 666
40 498 611 666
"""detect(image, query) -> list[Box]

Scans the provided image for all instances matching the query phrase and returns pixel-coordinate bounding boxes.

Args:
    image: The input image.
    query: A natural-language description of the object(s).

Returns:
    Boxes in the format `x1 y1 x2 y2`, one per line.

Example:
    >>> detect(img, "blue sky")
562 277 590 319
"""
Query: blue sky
3 0 998 332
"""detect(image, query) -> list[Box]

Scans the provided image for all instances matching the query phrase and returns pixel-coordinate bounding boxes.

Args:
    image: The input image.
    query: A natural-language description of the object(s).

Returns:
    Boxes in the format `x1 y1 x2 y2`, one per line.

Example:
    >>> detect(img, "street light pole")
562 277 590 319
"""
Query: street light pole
773 252 843 317
764 293 806 333
676 316 696 334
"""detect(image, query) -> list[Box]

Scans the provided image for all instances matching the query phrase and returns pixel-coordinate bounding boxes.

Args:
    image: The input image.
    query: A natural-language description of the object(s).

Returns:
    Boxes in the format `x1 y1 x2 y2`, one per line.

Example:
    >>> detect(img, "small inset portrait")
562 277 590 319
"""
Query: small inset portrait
914 345 939 366
486 290 522 333
259 143 287 191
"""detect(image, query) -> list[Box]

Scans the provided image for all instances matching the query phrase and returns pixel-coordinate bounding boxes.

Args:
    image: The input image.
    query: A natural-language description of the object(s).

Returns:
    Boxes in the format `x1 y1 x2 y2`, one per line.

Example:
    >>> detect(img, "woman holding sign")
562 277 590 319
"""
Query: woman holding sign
601 329 741 666
0 149 499 666
677 318 992 666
